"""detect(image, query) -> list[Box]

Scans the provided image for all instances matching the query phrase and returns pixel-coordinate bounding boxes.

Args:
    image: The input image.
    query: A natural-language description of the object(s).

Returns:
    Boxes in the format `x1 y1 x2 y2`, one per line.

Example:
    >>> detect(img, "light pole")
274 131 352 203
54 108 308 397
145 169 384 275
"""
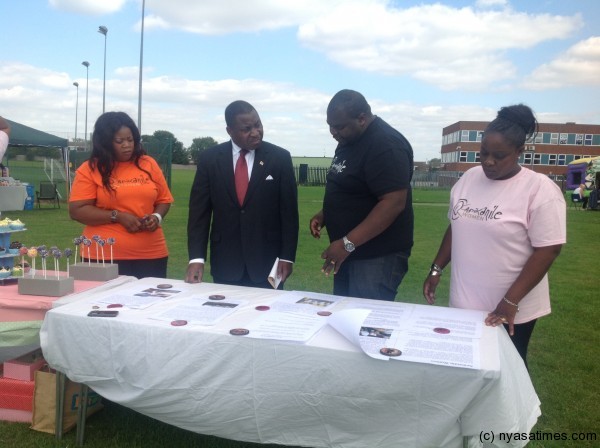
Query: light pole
138 0 146 133
73 82 79 144
98 26 108 113
82 61 90 151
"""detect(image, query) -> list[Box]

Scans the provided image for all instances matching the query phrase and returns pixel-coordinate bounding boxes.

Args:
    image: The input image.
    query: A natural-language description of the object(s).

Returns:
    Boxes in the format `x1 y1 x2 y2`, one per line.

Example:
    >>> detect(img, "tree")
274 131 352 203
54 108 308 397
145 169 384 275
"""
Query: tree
189 137 219 164
143 130 189 165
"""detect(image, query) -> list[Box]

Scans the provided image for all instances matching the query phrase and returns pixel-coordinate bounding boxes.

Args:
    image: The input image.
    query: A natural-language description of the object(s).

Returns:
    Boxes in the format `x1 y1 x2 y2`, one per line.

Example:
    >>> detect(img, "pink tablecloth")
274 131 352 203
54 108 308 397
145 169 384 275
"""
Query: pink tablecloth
0 274 103 323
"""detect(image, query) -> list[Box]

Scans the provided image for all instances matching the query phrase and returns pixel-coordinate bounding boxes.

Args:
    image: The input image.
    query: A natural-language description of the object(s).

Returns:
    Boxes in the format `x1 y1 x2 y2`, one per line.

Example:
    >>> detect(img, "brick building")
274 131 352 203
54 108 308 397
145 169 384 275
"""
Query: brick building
440 121 600 176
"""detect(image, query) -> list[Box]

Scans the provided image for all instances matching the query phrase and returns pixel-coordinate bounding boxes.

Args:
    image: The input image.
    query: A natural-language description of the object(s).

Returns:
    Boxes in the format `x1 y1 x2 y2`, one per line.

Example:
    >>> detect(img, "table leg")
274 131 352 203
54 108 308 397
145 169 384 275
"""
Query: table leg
75 383 89 446
55 371 66 440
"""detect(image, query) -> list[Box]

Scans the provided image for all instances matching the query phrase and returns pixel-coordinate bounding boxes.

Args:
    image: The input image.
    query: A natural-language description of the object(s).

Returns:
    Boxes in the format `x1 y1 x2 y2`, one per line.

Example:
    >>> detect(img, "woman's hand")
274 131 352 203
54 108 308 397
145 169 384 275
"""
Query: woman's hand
140 214 160 232
117 212 144 233
485 300 519 335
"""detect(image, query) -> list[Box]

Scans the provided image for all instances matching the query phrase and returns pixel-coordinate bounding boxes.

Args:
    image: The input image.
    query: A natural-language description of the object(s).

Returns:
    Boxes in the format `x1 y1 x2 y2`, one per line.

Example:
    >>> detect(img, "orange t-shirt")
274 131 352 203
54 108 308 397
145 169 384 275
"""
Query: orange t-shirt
69 155 174 260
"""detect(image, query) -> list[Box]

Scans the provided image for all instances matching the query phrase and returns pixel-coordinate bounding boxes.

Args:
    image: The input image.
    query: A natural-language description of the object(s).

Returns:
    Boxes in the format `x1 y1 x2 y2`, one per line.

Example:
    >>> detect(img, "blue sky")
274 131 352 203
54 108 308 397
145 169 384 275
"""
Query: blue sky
2 0 599 160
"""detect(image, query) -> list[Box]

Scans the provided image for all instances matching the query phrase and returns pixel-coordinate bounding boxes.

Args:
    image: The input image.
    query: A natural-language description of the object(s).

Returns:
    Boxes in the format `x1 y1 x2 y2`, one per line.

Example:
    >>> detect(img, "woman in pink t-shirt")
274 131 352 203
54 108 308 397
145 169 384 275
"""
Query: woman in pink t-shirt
423 104 566 368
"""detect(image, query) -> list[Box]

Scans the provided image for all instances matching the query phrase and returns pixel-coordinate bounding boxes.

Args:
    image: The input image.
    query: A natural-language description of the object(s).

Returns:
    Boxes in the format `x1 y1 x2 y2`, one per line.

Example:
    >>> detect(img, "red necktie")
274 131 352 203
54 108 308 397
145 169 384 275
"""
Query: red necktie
235 149 249 205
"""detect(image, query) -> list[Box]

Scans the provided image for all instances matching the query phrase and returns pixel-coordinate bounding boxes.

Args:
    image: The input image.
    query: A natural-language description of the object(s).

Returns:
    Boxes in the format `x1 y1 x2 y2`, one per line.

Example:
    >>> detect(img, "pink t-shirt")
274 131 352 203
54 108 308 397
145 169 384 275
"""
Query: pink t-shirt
448 166 566 323
0 130 8 161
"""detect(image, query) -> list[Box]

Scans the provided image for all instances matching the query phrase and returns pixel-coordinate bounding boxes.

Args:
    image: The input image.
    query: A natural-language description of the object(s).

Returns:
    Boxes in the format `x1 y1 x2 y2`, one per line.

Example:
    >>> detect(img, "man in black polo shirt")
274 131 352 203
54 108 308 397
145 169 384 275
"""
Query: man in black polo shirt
310 89 414 301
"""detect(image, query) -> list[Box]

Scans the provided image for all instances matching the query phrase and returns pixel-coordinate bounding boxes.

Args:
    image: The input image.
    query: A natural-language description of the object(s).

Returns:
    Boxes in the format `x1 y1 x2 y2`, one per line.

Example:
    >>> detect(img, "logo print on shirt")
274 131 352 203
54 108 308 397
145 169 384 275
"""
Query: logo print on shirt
329 157 347 174
451 199 503 221
110 175 151 188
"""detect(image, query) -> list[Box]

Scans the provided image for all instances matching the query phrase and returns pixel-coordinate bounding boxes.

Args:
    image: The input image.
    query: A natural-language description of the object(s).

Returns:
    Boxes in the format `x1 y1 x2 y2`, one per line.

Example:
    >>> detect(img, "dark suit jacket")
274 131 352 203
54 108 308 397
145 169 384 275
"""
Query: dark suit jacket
187 140 299 283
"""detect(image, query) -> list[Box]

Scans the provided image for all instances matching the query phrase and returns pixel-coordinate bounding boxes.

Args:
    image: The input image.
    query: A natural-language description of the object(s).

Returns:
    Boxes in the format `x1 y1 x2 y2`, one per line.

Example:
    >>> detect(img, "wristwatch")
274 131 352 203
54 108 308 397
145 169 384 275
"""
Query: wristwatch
110 210 119 223
343 236 355 253
429 263 443 277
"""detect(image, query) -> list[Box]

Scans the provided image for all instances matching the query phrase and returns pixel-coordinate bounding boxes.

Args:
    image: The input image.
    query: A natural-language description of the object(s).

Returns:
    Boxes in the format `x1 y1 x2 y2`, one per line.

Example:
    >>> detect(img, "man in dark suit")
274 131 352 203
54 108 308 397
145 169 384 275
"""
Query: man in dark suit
185 100 299 288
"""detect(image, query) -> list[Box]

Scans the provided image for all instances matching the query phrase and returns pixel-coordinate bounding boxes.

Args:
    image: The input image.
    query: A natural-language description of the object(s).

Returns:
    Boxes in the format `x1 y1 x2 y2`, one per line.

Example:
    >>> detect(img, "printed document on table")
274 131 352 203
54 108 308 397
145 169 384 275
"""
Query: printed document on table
95 285 186 309
244 311 328 343
151 298 248 325
268 290 344 315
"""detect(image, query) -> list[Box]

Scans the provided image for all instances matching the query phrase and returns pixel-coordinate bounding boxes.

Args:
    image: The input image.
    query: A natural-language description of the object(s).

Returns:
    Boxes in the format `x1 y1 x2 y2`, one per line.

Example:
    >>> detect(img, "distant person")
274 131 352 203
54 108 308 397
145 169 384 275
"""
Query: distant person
310 89 414 301
423 104 566 368
573 183 588 209
69 112 174 278
185 100 299 288
0 116 11 176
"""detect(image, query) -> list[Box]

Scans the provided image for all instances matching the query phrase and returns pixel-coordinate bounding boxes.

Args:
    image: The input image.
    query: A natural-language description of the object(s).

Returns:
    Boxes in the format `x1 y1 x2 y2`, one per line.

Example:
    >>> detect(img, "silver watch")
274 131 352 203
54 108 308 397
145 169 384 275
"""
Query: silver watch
343 236 355 253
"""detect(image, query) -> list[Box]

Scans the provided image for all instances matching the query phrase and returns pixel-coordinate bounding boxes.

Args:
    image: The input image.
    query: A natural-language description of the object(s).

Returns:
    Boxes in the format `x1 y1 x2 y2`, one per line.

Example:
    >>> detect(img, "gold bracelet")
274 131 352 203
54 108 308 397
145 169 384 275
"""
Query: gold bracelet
502 296 519 312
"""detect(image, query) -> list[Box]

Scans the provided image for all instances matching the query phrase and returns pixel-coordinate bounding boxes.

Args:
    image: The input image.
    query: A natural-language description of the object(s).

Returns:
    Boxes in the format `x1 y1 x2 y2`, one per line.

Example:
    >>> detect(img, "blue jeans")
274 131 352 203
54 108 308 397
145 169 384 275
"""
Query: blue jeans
333 252 409 301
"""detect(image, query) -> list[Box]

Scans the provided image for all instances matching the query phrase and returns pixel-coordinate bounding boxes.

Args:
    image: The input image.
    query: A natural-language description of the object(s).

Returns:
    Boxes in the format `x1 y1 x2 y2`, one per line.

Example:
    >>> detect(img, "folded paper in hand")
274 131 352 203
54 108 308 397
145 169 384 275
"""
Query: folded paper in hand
268 258 281 289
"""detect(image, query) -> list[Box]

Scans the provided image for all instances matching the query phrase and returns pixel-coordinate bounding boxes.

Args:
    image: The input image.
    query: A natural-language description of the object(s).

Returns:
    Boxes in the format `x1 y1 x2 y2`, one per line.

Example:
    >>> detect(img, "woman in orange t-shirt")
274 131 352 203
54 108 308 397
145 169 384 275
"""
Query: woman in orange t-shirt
69 112 174 278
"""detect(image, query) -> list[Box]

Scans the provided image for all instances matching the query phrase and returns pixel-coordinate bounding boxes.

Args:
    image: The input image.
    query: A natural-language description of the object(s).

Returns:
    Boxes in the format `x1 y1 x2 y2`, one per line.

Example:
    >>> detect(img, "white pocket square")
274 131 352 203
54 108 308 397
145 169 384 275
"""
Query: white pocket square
265 175 274 180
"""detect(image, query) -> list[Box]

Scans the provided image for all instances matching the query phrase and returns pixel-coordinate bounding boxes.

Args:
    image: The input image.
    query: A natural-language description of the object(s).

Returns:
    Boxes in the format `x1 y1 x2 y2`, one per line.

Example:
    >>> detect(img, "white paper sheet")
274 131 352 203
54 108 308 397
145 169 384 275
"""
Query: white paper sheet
243 311 328 342
95 284 186 309
268 258 281 289
151 298 248 326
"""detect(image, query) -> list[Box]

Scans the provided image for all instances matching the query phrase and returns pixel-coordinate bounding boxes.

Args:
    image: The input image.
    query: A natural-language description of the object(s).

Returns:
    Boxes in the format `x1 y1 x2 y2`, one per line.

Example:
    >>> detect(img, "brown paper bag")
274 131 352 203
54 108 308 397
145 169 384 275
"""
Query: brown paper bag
31 369 103 434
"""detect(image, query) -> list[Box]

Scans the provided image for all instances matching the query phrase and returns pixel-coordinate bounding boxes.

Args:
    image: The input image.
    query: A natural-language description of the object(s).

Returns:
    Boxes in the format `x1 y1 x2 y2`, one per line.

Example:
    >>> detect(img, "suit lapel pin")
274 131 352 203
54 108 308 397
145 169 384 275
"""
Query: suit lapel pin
259 161 264 166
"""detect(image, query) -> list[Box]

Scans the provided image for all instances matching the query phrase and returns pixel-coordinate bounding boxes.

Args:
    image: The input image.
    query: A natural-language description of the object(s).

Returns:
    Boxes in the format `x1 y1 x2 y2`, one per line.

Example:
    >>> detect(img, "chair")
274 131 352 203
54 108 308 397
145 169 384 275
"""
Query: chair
570 193 582 210
36 181 60 208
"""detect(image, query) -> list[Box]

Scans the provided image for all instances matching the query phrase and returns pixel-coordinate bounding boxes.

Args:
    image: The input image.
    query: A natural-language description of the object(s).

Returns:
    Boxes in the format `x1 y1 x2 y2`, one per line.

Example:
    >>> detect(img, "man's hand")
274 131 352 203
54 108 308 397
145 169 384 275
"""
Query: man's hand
320 239 350 276
185 262 205 284
310 210 325 239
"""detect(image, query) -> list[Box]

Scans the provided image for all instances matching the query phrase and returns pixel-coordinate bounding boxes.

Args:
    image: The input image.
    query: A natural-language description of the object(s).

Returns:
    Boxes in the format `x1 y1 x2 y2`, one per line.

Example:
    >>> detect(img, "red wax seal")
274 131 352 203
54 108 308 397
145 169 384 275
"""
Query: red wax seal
255 305 270 311
92 306 100 310
170 320 188 326
229 328 249 336
380 348 402 357
433 327 450 334
317 311 332 316
157 284 173 289
107 303 123 308
209 294 226 300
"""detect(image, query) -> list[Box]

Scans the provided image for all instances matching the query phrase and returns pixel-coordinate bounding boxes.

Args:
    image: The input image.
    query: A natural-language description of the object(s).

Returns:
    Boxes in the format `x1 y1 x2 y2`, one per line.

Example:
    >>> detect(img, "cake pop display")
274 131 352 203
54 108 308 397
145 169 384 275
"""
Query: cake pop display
73 237 82 264
64 248 72 277
19 246 28 277
27 247 38 274
39 249 49 279
82 238 92 265
52 249 62 279
97 239 106 266
107 237 116 264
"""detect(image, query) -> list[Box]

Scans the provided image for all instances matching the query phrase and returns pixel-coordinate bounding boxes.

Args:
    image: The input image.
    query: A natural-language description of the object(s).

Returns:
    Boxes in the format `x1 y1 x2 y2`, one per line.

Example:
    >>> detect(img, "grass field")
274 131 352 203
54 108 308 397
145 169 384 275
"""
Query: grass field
0 166 598 447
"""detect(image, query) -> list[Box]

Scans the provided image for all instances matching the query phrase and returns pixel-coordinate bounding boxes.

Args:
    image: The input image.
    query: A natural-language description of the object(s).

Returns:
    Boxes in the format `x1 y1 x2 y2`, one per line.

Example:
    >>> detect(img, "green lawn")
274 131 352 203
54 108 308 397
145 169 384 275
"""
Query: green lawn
1 167 598 447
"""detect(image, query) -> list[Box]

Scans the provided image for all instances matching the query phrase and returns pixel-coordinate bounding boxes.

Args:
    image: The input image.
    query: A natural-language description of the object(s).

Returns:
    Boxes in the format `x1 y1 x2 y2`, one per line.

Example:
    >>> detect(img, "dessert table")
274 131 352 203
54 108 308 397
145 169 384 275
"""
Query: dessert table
0 275 136 361
40 278 540 448
0 185 28 212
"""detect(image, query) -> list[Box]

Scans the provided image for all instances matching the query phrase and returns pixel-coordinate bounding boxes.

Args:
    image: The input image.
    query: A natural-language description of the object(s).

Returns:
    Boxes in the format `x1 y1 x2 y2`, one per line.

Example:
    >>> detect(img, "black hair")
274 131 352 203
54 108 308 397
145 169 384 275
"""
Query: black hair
327 89 372 119
484 104 538 148
225 101 256 127
88 111 151 191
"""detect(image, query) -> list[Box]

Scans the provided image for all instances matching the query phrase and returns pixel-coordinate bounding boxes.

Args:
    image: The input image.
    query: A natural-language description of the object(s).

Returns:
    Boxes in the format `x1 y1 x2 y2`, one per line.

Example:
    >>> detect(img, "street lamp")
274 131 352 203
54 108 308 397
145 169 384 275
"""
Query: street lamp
138 0 146 132
73 82 79 144
82 61 90 151
98 26 108 113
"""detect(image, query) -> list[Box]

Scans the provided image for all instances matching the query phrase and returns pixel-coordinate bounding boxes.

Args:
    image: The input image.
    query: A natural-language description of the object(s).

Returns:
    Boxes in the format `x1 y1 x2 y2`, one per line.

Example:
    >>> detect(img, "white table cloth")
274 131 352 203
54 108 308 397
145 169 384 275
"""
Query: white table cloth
40 278 540 448
0 185 27 211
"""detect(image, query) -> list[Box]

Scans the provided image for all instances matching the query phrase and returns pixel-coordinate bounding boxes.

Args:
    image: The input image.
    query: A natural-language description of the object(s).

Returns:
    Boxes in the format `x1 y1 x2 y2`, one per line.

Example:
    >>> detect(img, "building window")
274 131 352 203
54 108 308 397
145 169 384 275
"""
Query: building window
461 130 469 142
534 133 543 144
542 133 551 144
559 133 568 144
584 134 593 145
592 135 600 145
558 154 566 165
576 134 583 145
477 131 483 142
548 154 557 165
567 133 576 145
533 154 542 165
523 152 533 164
550 133 558 144
475 152 480 163
459 151 467 162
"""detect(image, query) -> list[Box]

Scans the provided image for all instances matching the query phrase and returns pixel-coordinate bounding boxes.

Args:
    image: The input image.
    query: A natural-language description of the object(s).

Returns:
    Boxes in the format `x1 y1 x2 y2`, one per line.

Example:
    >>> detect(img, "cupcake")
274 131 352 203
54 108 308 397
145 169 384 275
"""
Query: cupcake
9 219 25 230
8 241 22 254
0 267 11 279
11 265 23 276
0 246 5 255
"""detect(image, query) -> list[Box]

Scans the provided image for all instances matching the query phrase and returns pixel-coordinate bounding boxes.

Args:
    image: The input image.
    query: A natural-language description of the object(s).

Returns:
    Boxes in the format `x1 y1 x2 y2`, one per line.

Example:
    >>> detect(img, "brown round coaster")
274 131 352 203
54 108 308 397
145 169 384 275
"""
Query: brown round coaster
170 320 188 326
157 284 173 289
380 348 402 357
317 311 332 316
209 294 226 300
229 328 249 336
255 305 270 311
